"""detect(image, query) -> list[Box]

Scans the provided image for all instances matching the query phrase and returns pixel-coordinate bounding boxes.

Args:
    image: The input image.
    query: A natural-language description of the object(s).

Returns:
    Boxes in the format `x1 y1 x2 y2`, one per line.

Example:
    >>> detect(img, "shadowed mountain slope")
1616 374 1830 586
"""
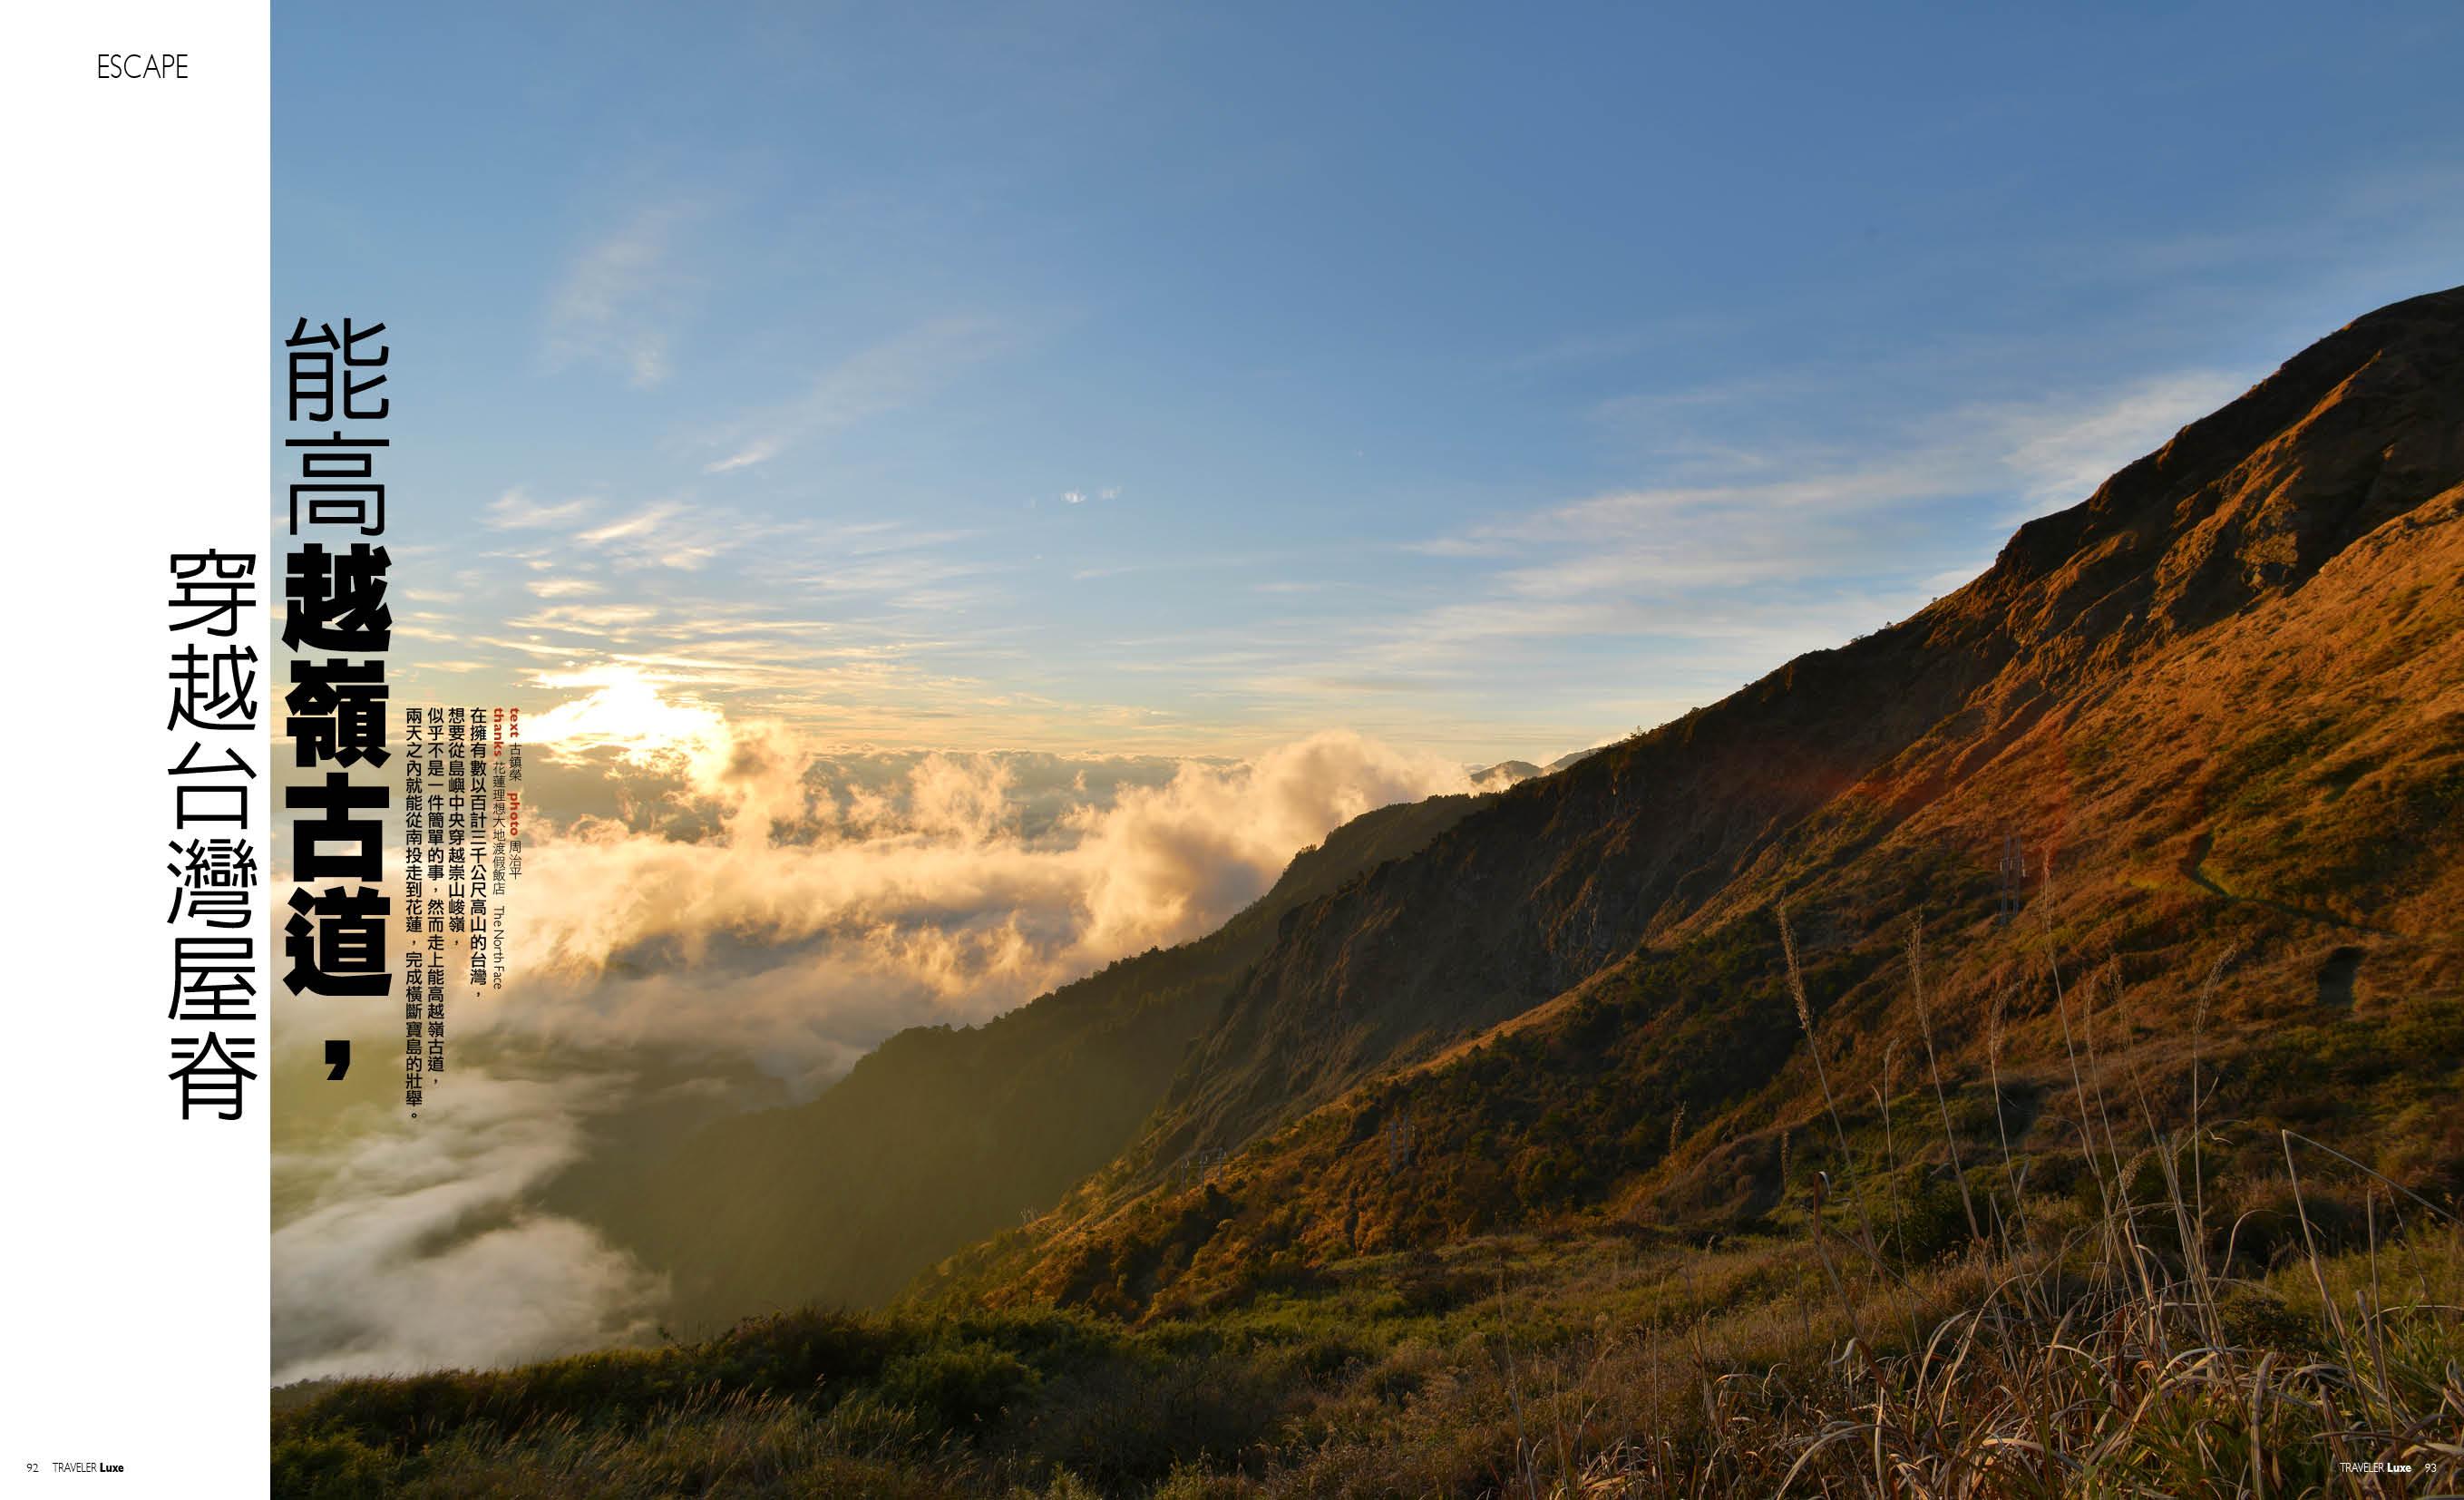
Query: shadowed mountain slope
917 287 2464 1315
1140 285 2464 1163
578 790 1499 1328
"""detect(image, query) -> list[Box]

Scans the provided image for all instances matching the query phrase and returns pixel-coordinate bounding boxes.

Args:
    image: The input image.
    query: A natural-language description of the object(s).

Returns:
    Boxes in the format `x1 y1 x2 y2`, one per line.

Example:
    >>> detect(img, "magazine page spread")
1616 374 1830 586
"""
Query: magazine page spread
7 5 2464 1496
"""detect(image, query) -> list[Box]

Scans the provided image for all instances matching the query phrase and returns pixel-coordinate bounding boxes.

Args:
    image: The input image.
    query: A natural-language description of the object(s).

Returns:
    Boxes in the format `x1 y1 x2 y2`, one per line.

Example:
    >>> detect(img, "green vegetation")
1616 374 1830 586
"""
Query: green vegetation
274 1187 2464 1496
277 928 2464 1495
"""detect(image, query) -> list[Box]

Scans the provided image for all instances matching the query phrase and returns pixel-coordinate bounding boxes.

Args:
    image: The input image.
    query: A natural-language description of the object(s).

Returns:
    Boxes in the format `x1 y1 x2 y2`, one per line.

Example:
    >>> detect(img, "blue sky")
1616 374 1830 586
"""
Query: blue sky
277 3 2464 762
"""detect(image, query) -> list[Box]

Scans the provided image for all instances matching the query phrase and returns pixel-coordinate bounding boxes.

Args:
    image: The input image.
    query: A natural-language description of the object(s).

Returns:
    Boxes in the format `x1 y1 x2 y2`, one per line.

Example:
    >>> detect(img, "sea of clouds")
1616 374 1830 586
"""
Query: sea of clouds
273 683 1497 1383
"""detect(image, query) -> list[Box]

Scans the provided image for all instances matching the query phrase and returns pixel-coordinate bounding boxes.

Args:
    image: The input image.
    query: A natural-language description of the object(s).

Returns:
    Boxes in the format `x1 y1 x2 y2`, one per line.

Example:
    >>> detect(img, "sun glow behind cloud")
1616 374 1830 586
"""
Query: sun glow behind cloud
526 666 733 774
273 680 1494 1381
489 676 1487 1078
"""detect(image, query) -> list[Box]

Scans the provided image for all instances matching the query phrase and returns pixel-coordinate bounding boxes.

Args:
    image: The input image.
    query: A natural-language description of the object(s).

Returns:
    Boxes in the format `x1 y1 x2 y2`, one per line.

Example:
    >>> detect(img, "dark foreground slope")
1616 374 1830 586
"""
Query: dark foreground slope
571 791 1497 1328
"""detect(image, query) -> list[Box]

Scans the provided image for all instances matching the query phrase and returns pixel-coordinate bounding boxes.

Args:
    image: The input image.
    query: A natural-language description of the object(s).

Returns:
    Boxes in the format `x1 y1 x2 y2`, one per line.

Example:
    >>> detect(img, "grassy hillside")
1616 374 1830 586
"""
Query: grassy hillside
1109 283 2464 1180
274 290 2464 1495
912 287 2463 1324
275 1097 2464 1495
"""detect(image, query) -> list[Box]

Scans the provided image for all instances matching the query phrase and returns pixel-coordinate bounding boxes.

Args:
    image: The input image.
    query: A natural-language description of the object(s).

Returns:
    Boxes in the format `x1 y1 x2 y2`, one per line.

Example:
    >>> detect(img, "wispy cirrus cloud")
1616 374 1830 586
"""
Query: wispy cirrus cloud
543 202 700 388
487 487 597 530
1230 364 2257 714
786 550 996 609
1418 365 2247 616
506 602 664 638
571 502 735 571
413 354 2254 765
704 315 1014 473
1985 369 2247 517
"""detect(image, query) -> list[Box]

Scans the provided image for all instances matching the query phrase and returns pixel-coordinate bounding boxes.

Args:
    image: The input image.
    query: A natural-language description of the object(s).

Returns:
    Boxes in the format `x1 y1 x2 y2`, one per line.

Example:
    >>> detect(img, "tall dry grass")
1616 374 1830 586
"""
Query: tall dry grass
275 900 2463 1500
1529 910 2464 1499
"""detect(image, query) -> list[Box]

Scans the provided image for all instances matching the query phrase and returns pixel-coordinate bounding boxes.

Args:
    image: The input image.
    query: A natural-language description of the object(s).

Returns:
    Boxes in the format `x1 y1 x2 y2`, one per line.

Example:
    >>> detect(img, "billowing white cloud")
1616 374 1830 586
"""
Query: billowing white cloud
472 670 1478 1081
273 673 1490 1378
272 1071 666 1384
